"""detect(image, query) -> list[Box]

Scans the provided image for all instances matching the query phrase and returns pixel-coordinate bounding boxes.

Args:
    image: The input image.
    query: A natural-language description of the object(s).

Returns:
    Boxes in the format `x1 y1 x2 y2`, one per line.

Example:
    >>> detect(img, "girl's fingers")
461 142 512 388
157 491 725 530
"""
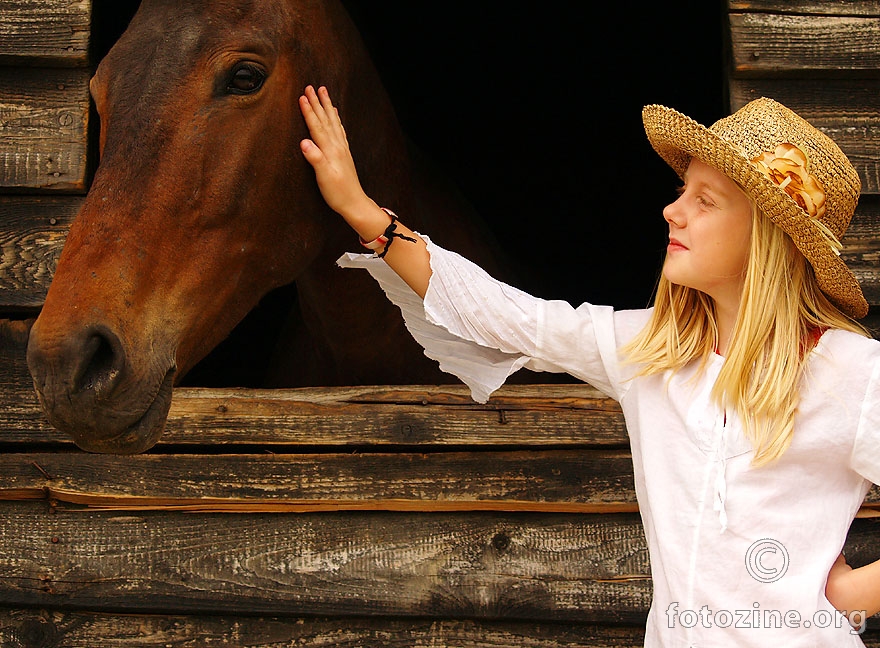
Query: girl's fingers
301 85 345 146
318 86 338 121
299 138 322 165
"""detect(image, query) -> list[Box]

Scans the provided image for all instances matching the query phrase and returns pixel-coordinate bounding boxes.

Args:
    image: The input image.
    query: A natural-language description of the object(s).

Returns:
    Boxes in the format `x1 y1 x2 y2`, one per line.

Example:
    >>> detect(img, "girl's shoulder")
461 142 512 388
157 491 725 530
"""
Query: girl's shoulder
613 306 654 344
813 327 880 376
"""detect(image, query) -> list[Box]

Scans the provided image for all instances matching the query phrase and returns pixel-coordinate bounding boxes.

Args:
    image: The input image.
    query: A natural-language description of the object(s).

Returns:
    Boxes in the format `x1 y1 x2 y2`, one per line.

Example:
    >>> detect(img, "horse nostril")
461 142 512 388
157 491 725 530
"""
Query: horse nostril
74 328 124 397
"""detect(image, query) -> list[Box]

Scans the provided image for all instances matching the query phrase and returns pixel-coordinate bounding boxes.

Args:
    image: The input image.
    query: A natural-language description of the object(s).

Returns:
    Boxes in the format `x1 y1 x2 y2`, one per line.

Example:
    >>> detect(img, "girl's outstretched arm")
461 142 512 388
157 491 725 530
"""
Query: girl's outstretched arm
298 84 431 297
826 553 880 626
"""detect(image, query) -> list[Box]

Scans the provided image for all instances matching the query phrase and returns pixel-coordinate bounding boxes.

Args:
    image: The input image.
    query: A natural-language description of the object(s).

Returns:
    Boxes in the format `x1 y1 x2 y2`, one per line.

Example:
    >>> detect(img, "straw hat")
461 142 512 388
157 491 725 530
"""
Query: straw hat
642 97 867 319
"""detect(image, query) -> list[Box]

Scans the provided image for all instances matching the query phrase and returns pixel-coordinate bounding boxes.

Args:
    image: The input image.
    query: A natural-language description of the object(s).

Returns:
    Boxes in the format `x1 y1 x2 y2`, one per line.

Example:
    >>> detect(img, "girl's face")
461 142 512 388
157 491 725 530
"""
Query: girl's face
662 158 753 307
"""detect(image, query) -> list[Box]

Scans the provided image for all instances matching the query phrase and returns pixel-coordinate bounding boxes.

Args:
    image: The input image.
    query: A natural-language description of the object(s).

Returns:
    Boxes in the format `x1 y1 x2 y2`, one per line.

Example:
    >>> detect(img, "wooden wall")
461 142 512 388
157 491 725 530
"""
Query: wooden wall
0 1 879 646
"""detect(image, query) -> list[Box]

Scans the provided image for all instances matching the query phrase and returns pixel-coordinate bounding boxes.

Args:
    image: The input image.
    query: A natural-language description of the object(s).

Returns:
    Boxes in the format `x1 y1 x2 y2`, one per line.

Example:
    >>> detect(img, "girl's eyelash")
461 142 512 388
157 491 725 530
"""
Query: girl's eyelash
675 186 714 207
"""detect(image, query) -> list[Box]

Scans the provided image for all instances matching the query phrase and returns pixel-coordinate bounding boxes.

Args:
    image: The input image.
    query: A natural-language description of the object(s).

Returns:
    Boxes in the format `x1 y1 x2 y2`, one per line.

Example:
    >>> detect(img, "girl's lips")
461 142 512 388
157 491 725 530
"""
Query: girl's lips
668 238 688 252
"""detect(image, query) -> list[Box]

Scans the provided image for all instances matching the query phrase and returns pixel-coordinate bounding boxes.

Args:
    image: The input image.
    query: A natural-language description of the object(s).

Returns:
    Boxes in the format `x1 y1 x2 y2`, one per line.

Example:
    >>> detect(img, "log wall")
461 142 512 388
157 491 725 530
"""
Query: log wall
0 1 879 646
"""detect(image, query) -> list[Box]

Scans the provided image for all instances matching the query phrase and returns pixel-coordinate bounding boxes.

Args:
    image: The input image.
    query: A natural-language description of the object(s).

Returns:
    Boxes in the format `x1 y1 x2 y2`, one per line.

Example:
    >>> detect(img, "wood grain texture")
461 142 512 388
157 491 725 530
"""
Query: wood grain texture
0 0 91 67
0 503 876 624
728 1 880 18
1 451 876 515
728 12 880 75
844 197 880 303
0 609 649 648
0 68 90 191
0 196 81 309
2 608 879 648
0 503 652 623
0 450 638 513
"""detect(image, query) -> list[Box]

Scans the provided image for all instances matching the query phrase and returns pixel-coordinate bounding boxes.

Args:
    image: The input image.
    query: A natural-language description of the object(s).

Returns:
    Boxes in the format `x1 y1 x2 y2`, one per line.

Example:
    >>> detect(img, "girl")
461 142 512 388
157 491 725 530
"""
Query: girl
298 84 880 646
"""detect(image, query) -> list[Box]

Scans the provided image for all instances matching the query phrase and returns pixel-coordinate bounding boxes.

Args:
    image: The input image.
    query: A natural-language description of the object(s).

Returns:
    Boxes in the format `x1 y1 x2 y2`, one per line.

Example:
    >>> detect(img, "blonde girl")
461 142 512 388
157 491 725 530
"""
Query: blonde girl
299 84 880 646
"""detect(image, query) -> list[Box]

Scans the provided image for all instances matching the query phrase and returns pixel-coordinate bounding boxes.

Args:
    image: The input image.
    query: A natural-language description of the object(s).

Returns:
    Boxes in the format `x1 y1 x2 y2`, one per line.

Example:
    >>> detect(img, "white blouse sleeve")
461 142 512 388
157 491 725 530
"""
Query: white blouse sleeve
337 236 645 403
852 356 880 485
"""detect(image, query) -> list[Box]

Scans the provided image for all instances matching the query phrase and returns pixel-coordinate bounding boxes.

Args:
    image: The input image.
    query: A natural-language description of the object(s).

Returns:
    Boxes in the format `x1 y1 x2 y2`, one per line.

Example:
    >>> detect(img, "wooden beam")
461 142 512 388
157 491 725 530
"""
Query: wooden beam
0 0 91 67
0 502 653 623
0 197 81 310
728 1 880 18
0 609 651 648
728 12 880 76
0 69 91 191
0 502 876 623
0 450 638 513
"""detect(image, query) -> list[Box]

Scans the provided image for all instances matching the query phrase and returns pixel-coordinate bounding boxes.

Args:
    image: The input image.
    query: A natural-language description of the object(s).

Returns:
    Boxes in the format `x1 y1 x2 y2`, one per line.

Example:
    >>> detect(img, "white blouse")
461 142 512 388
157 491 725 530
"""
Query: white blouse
338 237 880 647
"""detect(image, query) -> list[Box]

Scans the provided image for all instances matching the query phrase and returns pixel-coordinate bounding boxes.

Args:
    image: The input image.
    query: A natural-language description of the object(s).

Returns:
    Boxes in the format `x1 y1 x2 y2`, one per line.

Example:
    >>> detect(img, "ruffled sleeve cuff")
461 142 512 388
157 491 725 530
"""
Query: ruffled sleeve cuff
336 237 531 402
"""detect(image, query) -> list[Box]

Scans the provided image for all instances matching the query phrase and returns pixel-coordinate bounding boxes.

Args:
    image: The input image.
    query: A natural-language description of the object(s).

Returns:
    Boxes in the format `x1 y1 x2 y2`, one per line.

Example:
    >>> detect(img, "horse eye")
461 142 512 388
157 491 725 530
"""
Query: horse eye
226 63 266 95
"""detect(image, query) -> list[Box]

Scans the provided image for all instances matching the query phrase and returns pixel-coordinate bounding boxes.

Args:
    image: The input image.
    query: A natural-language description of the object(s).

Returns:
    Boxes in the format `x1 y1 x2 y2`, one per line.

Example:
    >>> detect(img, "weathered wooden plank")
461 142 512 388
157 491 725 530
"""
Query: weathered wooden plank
728 12 880 76
0 450 638 513
0 0 91 67
0 503 652 623
0 384 629 448
2 451 876 515
0 196 81 309
728 81 880 194
0 451 875 516
161 385 628 448
0 503 876 624
845 197 880 305
1 611 878 648
0 68 90 191
729 1 880 17
0 609 648 648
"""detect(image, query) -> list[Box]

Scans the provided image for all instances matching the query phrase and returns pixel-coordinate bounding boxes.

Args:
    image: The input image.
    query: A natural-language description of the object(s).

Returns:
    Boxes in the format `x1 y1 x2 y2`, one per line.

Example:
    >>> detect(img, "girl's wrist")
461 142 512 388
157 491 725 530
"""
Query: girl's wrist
344 201 391 243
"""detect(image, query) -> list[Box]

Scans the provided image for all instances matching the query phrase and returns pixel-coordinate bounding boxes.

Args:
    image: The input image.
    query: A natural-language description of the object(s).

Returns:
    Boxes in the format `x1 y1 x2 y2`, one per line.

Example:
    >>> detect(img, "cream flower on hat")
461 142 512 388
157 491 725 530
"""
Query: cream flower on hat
752 143 826 220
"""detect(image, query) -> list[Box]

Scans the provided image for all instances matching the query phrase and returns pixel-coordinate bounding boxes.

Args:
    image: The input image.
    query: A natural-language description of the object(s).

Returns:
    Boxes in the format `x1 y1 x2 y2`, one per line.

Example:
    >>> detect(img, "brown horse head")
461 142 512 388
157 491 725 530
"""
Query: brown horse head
27 0 501 454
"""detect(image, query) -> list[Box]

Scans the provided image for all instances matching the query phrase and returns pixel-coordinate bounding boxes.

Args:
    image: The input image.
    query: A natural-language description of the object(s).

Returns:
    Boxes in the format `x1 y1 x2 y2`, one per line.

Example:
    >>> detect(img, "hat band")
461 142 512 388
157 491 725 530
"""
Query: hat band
812 219 843 257
750 142 841 256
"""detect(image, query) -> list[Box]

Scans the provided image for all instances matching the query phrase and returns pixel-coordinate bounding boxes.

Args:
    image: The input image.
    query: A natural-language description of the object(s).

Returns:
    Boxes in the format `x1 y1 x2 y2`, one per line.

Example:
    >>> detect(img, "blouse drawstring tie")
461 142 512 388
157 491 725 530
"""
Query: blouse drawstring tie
713 410 729 533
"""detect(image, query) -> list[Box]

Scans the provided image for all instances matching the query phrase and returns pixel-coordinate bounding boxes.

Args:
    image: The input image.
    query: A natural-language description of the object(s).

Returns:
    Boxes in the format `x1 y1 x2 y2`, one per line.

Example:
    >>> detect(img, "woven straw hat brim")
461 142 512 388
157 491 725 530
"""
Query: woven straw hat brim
642 103 868 319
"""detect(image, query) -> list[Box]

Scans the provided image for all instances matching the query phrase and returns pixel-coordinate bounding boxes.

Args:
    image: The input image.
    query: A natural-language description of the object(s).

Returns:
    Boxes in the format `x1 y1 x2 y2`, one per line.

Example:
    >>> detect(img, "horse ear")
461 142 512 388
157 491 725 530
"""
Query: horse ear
89 74 108 160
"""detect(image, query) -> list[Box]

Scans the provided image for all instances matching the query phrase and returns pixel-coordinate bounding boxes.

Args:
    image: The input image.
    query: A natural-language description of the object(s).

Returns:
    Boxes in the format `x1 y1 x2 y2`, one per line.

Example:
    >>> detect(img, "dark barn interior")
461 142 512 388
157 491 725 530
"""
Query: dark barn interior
88 0 726 387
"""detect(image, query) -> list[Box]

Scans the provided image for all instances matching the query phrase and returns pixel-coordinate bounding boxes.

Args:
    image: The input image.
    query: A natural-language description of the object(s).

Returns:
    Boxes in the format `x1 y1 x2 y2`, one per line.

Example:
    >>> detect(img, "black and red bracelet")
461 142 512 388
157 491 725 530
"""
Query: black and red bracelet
359 207 417 258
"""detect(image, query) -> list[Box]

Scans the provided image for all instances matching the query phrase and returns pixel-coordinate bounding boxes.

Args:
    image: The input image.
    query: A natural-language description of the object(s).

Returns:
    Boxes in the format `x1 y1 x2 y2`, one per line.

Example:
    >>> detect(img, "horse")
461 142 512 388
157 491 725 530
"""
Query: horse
25 0 512 454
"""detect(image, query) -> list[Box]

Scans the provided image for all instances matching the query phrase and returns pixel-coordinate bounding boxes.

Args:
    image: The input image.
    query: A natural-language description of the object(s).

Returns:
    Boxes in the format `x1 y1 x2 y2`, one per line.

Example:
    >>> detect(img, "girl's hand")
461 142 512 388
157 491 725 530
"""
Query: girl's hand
298 84 431 295
298 85 375 223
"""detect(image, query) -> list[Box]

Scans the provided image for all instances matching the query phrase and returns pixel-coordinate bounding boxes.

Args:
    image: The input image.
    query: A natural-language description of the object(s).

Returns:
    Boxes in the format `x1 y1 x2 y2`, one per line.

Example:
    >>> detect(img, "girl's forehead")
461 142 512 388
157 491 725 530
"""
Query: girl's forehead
684 158 743 196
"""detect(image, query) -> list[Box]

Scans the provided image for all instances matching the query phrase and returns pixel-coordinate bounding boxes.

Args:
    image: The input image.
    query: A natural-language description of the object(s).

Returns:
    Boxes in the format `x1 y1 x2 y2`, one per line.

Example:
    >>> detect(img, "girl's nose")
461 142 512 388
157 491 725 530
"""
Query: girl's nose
663 198 685 228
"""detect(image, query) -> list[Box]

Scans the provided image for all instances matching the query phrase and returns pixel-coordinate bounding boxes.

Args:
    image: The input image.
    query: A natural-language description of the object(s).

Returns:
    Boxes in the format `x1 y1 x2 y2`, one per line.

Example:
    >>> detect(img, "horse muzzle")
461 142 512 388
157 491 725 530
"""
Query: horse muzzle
26 321 177 454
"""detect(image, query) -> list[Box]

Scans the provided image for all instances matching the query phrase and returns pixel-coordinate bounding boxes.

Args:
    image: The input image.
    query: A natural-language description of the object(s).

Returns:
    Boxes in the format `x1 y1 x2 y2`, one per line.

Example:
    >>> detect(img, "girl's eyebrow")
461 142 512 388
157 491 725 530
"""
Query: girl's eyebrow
682 176 730 202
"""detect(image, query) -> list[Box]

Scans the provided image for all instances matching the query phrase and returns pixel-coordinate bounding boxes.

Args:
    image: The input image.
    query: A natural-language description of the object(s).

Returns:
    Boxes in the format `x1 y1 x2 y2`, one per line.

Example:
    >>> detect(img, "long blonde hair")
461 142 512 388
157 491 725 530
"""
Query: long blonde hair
624 201 869 466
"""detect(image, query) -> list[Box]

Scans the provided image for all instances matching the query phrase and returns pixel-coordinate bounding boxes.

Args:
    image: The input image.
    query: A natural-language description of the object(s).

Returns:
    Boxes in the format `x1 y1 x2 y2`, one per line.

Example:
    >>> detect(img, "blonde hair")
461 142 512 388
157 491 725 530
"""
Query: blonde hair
624 200 869 466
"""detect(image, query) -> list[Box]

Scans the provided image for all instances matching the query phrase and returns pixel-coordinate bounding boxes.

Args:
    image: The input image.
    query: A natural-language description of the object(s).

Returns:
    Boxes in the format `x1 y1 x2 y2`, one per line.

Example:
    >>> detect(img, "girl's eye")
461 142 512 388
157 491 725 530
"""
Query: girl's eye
674 186 714 208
